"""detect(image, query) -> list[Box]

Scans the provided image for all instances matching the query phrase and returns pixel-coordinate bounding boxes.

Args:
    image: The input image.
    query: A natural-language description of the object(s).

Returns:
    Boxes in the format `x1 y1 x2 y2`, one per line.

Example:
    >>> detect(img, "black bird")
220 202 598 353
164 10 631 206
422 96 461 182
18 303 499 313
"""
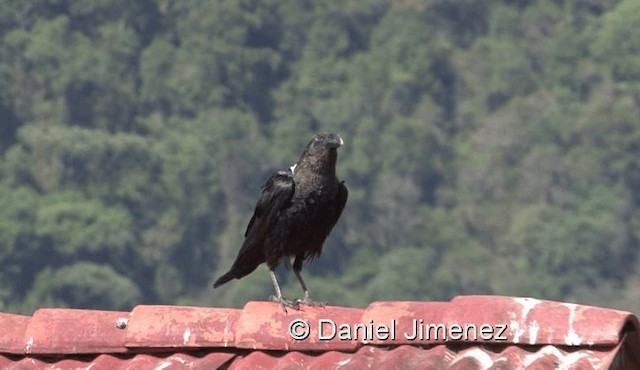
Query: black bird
213 133 348 308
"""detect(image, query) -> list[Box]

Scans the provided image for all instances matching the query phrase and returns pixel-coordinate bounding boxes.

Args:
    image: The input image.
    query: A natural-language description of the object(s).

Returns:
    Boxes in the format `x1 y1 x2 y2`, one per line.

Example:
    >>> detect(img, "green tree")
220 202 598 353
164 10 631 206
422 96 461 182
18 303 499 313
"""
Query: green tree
23 262 141 311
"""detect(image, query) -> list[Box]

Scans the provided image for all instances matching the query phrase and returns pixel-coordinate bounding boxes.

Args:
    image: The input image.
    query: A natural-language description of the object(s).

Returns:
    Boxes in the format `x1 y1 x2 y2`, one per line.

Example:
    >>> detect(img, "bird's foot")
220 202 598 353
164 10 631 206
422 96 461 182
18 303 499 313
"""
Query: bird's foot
294 297 326 308
270 295 302 313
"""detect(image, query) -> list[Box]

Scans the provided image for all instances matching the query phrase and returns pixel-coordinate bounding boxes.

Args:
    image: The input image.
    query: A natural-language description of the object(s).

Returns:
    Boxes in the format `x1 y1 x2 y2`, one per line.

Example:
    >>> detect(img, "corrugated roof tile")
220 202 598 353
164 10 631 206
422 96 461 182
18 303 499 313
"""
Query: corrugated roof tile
493 345 527 368
2 357 42 370
379 344 445 368
107 352 236 370
227 350 281 370
305 351 358 370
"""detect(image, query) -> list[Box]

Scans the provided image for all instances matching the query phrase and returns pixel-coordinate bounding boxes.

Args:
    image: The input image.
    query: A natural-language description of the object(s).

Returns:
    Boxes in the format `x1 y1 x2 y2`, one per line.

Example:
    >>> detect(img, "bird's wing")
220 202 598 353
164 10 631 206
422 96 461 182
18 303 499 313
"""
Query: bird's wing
214 171 295 287
333 181 348 225
243 171 295 240
317 180 348 238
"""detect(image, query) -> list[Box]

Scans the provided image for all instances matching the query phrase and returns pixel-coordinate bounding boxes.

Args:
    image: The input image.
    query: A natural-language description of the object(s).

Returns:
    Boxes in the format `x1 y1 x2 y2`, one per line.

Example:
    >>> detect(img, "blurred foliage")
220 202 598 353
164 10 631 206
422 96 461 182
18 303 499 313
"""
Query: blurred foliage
0 0 639 315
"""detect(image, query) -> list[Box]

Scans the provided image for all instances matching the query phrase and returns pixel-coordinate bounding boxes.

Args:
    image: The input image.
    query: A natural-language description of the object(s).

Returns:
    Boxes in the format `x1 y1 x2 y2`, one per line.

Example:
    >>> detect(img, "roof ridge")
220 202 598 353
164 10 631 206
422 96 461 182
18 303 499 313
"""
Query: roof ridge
0 296 637 355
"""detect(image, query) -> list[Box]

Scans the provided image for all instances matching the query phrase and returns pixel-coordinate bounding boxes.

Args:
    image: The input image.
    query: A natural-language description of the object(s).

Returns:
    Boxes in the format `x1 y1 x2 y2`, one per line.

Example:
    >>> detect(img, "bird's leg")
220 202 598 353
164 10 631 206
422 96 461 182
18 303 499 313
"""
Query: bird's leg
293 269 325 307
268 269 300 312
288 258 325 307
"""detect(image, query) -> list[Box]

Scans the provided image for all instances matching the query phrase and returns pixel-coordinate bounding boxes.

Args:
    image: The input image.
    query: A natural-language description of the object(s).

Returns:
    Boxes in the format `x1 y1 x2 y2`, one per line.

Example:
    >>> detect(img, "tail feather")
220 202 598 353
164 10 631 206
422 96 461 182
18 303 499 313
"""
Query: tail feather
213 234 265 289
213 260 262 288
213 271 235 288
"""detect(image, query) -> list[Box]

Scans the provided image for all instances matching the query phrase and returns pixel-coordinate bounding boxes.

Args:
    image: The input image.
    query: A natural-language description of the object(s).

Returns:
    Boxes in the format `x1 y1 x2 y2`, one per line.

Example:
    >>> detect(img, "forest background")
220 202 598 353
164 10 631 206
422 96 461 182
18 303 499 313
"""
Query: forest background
1 0 639 315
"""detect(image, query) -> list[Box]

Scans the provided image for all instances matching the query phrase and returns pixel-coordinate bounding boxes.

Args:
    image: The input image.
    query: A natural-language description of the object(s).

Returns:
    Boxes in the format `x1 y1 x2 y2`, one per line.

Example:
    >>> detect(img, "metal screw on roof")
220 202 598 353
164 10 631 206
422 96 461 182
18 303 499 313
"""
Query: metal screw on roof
116 317 128 329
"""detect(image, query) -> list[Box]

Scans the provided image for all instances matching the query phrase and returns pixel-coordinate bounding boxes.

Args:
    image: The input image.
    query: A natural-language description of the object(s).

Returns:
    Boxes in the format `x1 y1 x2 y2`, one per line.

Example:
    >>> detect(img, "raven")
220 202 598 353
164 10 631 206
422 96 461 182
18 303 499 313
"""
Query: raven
213 133 348 309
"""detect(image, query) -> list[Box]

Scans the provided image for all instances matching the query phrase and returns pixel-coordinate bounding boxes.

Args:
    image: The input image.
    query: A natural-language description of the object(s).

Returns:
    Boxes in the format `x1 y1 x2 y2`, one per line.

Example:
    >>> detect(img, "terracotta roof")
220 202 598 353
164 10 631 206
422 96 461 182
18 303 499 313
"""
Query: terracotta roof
1 295 638 369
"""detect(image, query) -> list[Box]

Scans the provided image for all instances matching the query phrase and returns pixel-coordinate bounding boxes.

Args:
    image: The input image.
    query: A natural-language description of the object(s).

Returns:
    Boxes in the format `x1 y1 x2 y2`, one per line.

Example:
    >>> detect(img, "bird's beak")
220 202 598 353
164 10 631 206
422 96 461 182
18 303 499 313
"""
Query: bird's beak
328 133 344 148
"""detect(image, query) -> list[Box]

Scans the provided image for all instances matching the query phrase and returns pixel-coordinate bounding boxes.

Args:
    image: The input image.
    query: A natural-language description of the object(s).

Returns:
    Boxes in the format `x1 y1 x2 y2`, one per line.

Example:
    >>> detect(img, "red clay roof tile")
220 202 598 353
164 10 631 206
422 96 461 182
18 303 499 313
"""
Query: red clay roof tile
362 301 453 345
234 301 363 352
1 356 42 370
0 313 30 353
125 305 238 348
0 295 638 369
451 295 638 346
24 308 128 355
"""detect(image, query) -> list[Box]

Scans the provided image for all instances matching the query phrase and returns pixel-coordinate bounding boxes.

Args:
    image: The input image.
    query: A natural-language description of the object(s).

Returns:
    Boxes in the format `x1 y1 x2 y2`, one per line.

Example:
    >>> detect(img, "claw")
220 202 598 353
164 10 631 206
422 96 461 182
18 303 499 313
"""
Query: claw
294 290 326 308
270 295 301 313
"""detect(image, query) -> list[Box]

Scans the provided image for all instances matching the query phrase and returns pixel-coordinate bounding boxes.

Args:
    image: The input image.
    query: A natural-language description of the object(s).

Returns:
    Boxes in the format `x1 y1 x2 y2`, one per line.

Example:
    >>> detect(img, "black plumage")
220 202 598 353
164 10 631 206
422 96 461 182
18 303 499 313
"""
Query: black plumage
213 133 348 308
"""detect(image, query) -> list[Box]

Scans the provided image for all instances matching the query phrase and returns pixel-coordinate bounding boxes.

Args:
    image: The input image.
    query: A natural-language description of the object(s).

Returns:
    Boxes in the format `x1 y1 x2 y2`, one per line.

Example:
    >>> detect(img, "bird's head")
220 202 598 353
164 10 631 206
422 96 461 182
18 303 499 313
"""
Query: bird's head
296 132 344 175
309 132 344 150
